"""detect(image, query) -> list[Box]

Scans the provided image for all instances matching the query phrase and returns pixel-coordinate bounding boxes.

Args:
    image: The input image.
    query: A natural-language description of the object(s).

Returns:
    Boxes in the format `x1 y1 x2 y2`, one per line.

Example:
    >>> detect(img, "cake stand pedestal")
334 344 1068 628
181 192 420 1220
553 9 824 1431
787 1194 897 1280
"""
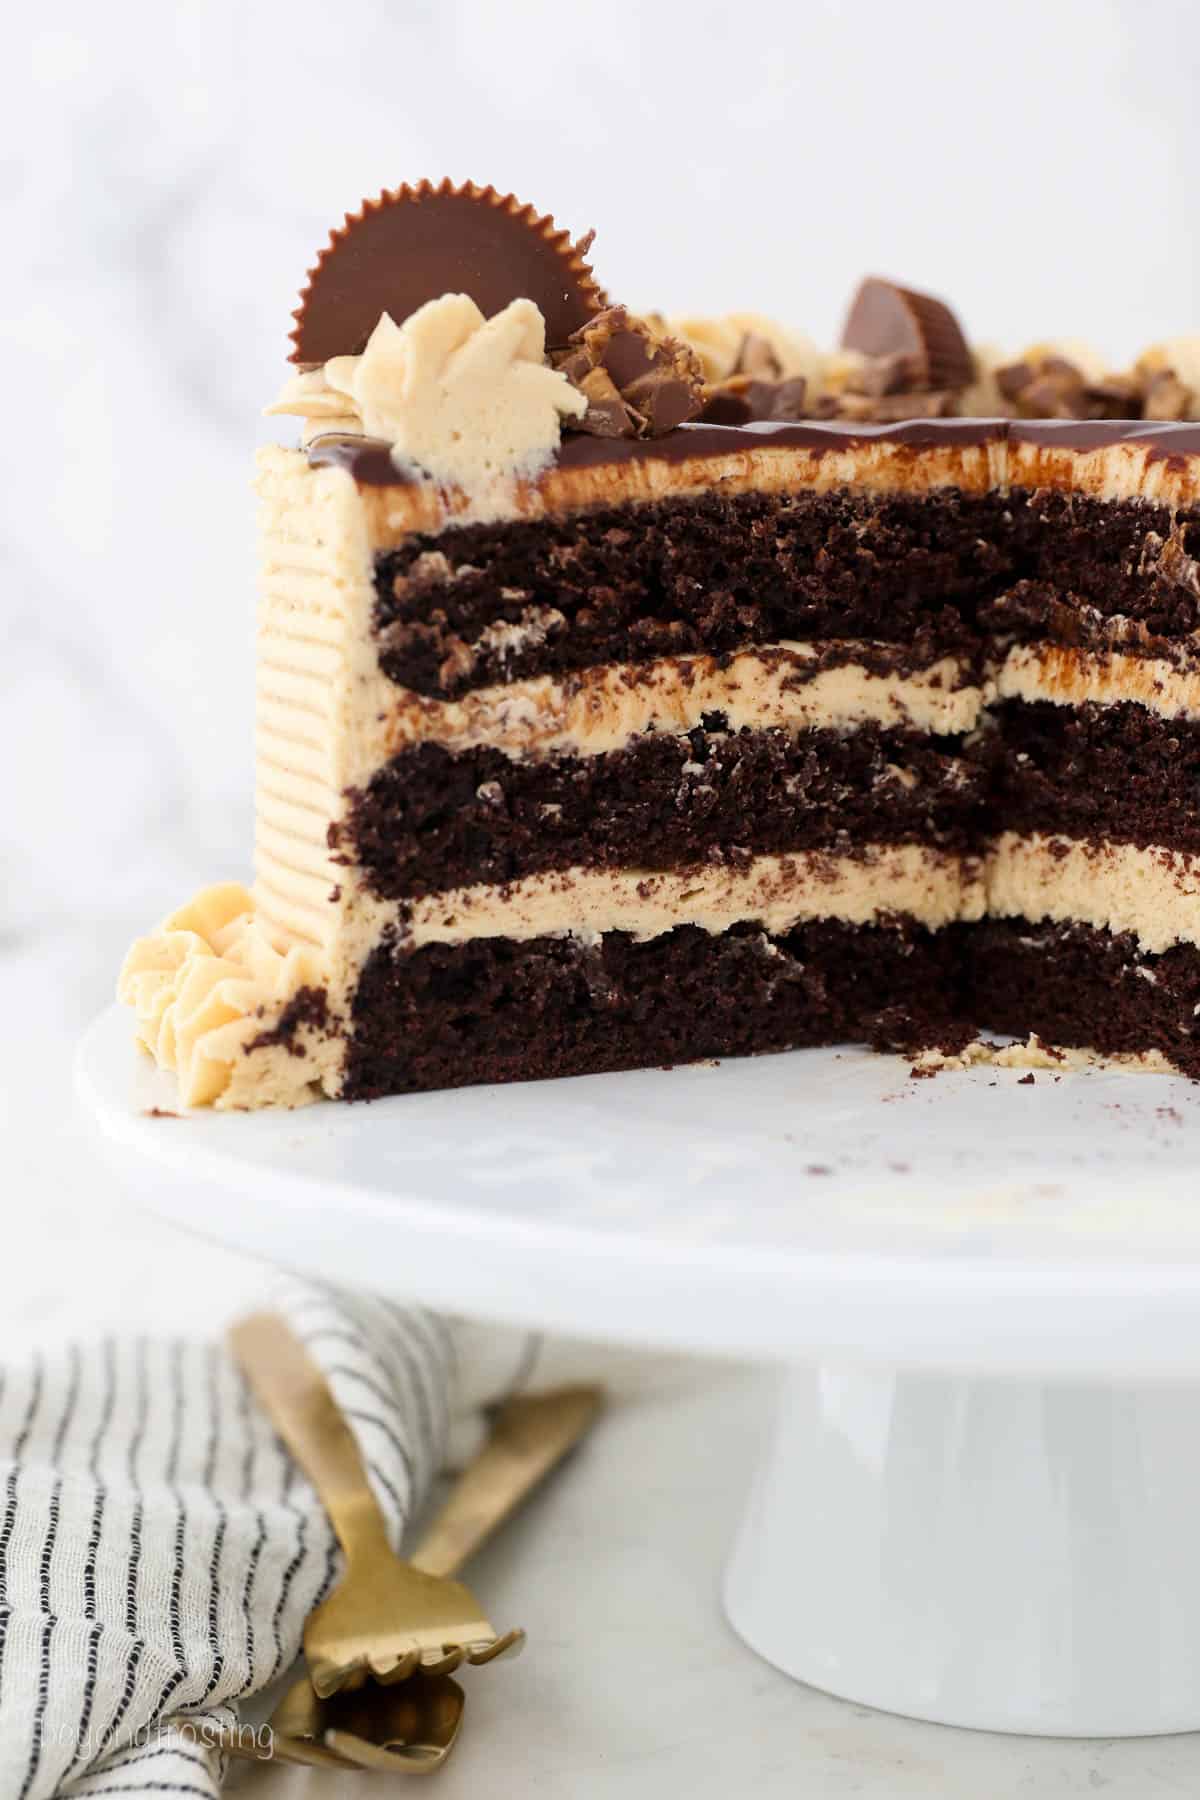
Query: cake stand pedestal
78 1006 1200 1737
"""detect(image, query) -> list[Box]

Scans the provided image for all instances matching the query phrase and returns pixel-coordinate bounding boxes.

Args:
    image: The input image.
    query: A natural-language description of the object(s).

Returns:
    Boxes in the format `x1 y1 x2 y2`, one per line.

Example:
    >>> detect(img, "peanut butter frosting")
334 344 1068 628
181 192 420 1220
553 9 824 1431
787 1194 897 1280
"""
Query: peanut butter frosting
1136 338 1200 420
267 296 585 519
118 884 334 1109
398 846 983 949
374 645 985 763
986 834 1200 955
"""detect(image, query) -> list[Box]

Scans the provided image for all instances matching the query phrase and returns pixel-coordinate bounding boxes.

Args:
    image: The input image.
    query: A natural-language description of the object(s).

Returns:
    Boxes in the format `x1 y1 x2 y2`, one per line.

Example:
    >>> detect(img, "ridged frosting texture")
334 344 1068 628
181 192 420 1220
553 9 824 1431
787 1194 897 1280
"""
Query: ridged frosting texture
118 883 328 1108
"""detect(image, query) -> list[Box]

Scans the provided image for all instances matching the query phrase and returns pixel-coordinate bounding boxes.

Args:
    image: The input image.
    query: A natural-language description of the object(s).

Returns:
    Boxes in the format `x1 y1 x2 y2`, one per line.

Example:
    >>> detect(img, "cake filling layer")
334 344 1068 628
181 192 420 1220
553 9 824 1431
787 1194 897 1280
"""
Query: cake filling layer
986 833 1200 953
398 844 981 949
342 727 982 898
342 917 972 1100
373 642 984 760
994 644 1200 720
380 835 1200 962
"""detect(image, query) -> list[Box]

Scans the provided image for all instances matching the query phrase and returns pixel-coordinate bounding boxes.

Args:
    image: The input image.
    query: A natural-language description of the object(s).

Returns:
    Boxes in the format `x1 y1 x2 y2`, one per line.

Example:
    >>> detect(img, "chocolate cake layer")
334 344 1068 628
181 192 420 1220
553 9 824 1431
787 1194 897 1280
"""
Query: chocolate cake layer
982 492 1200 648
338 725 982 899
1013 493 1200 622
342 917 973 1099
373 484 1200 700
989 700 1200 853
373 488 1011 697
968 920 1200 1077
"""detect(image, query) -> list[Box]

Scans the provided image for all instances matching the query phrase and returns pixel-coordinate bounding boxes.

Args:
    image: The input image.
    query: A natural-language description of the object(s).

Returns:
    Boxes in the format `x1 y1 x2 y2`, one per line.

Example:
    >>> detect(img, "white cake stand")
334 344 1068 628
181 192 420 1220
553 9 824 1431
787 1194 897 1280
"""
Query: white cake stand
78 1004 1200 1737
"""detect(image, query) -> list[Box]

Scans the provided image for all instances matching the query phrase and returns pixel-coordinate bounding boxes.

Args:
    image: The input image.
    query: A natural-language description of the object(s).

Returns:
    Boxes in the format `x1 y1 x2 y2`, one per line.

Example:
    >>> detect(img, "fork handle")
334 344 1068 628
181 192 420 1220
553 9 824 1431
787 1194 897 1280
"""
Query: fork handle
411 1385 604 1578
230 1312 392 1568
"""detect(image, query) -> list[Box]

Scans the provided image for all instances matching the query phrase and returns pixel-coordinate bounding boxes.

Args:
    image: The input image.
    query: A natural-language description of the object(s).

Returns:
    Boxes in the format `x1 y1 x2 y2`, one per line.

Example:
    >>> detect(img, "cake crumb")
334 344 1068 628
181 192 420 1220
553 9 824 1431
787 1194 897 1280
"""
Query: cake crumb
144 1107 180 1119
1018 1073 1035 1086
909 1033 1165 1077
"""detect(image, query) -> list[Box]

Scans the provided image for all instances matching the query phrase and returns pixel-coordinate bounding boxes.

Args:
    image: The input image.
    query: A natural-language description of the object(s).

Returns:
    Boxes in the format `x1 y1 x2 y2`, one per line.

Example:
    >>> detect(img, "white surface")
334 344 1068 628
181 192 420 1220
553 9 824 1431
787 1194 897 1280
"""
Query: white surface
79 1004 1200 1379
726 1365 1200 1736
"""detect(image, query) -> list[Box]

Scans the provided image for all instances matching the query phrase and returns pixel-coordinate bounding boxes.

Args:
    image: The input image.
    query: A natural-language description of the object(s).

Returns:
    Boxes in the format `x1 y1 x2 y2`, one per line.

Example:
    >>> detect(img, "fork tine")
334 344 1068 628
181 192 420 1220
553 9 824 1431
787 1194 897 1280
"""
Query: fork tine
418 1645 465 1676
234 1315 600 1706
318 1674 465 1773
308 1650 371 1698
371 1647 423 1685
466 1627 526 1665
324 1728 445 1773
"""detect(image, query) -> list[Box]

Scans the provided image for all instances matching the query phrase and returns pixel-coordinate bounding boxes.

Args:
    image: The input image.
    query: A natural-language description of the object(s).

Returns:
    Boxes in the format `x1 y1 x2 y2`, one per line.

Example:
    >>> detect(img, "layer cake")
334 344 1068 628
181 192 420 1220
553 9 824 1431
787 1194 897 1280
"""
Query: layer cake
120 182 1200 1105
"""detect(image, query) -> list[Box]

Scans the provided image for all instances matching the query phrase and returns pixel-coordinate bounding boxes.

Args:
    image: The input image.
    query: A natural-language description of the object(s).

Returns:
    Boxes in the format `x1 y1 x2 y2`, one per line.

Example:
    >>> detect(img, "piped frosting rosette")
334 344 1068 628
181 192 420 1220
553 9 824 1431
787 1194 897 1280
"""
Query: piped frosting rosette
118 884 328 1109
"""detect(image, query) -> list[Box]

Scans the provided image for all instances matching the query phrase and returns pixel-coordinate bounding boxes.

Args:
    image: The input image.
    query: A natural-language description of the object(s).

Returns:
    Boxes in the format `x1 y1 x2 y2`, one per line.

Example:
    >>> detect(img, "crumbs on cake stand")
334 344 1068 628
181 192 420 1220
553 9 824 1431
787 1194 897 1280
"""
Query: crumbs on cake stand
908 1034 1074 1079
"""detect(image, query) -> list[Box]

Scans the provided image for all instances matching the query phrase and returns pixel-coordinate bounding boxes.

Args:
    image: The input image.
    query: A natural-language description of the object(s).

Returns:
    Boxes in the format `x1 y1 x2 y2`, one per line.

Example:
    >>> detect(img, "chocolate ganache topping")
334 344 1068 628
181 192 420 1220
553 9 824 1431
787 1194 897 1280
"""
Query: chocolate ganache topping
307 417 1200 491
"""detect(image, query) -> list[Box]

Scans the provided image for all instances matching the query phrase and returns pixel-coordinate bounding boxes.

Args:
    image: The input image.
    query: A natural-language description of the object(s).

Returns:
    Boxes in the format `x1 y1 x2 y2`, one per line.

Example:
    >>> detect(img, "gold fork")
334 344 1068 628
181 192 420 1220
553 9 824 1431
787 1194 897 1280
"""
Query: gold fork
232 1311 596 1696
211 1361 602 1772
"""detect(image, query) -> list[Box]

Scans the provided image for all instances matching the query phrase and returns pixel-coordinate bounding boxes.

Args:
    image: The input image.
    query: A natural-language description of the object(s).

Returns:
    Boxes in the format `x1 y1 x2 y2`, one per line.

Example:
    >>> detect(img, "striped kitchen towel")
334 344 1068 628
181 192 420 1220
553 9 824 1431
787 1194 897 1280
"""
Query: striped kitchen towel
0 1281 558 1800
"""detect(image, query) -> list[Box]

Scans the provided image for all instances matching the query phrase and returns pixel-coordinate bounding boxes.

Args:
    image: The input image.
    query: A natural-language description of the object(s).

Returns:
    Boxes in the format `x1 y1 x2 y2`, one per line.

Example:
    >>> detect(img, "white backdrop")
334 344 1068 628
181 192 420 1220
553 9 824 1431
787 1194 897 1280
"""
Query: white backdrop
7 0 1199 945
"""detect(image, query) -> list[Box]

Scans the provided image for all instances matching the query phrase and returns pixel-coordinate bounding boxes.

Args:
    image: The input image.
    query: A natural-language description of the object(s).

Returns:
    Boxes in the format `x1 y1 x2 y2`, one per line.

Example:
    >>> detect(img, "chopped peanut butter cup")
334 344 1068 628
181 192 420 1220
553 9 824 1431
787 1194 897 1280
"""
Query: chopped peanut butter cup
553 306 705 437
842 277 973 394
699 375 809 425
996 354 1143 421
290 179 606 364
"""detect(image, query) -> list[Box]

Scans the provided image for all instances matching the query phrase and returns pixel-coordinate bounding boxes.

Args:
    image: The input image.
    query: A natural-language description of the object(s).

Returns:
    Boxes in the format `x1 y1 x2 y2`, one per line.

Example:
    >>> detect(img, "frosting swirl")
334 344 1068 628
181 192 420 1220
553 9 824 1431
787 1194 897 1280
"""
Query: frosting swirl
266 294 585 517
118 884 328 1109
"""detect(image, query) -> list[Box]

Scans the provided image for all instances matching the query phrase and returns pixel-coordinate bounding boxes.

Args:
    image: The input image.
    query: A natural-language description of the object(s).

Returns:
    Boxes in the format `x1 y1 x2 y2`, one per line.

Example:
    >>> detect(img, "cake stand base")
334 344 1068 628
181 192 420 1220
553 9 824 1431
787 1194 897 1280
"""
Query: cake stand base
726 1362 1200 1736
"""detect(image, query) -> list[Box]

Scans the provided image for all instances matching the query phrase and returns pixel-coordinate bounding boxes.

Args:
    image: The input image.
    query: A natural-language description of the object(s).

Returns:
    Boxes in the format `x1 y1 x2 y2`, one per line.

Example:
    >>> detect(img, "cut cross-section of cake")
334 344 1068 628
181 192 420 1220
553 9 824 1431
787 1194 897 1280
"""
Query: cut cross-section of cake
119 180 1200 1105
975 422 1200 1074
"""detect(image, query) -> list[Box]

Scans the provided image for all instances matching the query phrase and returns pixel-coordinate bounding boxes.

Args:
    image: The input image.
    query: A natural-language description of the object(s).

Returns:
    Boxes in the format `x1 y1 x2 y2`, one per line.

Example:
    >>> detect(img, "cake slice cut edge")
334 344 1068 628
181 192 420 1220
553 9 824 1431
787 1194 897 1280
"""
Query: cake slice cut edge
123 414 1200 1104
